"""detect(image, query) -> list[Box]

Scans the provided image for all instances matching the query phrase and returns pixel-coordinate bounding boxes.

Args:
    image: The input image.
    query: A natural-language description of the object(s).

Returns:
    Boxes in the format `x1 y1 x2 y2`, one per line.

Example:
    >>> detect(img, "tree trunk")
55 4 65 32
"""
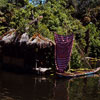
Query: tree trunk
84 29 90 54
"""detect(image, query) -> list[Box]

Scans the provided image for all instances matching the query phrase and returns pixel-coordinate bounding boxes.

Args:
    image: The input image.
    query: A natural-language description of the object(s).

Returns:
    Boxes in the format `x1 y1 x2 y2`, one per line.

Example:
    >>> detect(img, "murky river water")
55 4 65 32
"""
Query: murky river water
0 70 100 100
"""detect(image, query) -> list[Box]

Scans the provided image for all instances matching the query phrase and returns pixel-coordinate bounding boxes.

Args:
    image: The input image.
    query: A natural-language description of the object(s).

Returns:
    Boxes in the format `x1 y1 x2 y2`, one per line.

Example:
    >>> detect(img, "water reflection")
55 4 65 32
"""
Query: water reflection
0 71 100 100
0 71 54 100
54 75 100 100
53 79 69 100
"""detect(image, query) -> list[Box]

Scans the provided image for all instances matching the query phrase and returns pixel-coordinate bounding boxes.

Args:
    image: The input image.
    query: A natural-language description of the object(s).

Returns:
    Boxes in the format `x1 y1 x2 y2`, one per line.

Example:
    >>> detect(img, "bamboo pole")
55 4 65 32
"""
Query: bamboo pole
68 61 71 72
76 42 92 69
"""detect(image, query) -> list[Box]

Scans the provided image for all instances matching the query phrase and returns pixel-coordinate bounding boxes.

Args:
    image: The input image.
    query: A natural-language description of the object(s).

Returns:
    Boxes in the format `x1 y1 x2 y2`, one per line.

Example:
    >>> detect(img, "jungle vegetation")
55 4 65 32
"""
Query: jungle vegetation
0 0 100 68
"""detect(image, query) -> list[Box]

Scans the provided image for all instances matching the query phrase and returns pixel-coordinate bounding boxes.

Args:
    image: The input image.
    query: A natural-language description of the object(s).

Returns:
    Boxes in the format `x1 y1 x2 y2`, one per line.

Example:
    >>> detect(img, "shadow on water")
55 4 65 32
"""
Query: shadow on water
0 70 100 100
0 71 55 100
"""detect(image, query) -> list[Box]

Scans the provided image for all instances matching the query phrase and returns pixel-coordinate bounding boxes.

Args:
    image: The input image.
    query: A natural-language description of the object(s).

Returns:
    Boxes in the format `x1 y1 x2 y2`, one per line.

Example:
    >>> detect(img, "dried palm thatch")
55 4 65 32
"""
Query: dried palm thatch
19 32 29 43
27 33 55 48
0 29 16 43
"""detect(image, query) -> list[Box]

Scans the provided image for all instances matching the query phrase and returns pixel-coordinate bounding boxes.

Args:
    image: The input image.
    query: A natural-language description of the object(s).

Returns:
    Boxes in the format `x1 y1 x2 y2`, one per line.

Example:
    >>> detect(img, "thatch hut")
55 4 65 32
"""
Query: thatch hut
0 32 55 73
0 29 16 68
25 33 55 73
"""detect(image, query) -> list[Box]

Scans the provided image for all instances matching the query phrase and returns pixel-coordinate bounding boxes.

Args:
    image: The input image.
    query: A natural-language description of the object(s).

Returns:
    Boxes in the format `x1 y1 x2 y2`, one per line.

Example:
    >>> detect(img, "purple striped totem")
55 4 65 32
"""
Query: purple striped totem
54 33 74 73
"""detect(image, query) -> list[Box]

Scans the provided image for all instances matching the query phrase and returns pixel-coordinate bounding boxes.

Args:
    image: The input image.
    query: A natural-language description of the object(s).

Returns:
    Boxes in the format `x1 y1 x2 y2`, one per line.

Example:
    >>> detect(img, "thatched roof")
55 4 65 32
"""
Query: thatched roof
1 29 16 43
19 32 29 43
27 33 55 48
0 30 55 48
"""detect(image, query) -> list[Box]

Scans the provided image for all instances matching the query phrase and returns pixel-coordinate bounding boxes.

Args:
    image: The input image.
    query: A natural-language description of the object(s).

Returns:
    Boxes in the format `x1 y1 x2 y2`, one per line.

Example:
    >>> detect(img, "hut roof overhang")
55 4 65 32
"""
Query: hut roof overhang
27 33 55 48
0 30 55 48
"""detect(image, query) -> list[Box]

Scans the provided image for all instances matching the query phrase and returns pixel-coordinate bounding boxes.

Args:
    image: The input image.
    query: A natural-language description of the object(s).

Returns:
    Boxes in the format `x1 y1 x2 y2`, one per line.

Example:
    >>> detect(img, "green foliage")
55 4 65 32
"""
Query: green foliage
0 0 8 8
10 7 30 32
32 0 86 39
75 0 100 15
86 23 100 58
0 0 100 68
71 42 83 69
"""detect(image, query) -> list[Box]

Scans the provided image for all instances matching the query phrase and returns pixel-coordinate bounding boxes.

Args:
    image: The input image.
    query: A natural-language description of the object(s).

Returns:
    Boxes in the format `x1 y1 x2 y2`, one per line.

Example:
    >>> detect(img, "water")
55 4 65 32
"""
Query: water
0 71 100 100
